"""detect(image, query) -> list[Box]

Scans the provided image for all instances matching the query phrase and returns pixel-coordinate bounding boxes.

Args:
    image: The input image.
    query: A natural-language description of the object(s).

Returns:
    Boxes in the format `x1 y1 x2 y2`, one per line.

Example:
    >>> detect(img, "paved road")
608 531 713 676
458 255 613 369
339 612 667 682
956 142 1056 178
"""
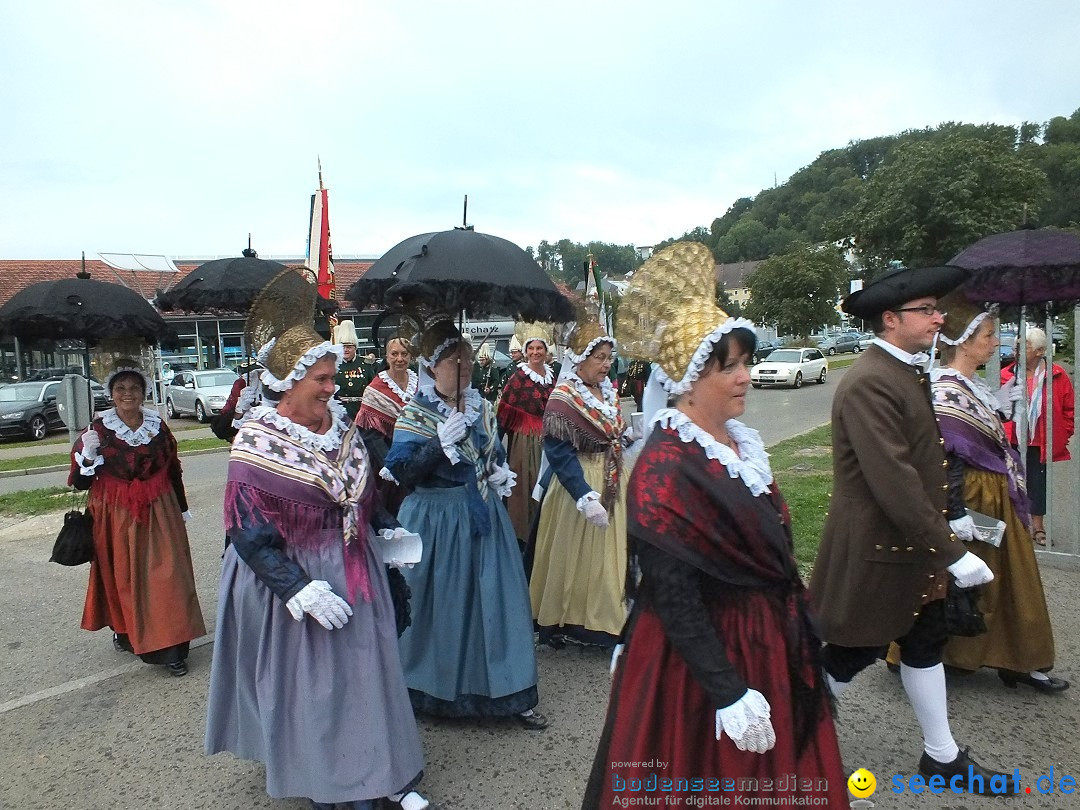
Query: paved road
4 365 1079 809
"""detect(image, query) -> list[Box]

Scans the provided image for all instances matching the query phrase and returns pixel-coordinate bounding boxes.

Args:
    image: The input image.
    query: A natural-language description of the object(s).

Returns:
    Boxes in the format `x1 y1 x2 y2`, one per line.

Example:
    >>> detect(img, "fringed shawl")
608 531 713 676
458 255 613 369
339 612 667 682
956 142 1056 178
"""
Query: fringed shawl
543 377 625 510
932 370 1030 527
390 390 501 536
224 413 375 603
356 370 417 440
497 365 553 437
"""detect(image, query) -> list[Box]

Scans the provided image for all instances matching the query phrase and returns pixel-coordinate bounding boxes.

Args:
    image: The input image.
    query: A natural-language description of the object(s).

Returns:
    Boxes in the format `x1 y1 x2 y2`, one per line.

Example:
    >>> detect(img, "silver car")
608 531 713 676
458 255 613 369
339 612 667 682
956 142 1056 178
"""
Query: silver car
166 369 239 422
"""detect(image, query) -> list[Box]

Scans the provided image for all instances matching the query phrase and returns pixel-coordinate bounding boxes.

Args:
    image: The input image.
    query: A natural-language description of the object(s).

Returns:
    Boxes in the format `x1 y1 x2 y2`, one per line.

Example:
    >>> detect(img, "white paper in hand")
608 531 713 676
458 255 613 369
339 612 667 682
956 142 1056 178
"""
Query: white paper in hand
373 530 423 567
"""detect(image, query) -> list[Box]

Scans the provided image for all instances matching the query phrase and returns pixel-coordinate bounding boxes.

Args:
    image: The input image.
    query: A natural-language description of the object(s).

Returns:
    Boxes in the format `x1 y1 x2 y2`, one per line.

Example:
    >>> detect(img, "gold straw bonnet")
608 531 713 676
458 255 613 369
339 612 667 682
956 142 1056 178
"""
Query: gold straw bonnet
563 300 614 365
247 269 343 392
513 320 555 352
618 241 755 394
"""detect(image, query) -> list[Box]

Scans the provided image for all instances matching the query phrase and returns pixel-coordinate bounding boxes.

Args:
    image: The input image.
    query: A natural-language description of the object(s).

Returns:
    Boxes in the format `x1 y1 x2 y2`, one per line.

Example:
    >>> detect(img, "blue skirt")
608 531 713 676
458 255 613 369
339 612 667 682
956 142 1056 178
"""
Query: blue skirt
397 485 539 717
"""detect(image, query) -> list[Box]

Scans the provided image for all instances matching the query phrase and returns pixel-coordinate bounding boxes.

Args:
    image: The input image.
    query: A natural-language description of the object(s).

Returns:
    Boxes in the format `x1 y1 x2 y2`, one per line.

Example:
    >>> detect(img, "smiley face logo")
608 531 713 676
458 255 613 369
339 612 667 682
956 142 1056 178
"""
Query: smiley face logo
847 768 876 798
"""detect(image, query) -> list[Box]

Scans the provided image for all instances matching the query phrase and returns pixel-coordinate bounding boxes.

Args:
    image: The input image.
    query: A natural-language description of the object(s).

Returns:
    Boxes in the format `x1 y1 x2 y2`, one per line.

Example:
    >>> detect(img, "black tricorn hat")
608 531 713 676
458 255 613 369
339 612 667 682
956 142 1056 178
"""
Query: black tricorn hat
843 265 968 319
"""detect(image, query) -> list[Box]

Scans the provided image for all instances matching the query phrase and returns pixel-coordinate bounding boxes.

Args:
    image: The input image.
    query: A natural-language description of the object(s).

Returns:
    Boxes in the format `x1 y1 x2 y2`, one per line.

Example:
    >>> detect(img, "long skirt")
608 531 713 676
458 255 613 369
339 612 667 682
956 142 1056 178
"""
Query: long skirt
530 454 628 645
505 431 542 540
81 488 204 662
944 468 1056 673
397 485 539 717
205 529 424 804
583 594 848 809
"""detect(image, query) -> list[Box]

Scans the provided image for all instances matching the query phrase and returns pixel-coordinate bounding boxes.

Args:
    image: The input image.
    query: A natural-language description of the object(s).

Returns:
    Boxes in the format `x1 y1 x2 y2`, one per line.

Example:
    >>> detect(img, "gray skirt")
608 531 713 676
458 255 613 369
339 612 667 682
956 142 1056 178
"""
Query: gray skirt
205 529 424 804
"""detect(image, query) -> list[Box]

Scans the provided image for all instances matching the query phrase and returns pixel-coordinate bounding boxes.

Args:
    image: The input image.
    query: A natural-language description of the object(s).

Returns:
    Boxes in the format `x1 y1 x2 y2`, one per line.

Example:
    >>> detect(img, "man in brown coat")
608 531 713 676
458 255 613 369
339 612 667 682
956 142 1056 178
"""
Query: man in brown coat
811 265 1013 794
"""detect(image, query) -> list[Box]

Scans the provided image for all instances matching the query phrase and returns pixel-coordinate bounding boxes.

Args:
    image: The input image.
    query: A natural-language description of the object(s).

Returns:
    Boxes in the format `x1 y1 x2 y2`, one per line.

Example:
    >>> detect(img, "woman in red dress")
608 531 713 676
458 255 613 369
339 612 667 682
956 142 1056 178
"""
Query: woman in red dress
497 334 555 540
70 360 205 676
583 243 847 808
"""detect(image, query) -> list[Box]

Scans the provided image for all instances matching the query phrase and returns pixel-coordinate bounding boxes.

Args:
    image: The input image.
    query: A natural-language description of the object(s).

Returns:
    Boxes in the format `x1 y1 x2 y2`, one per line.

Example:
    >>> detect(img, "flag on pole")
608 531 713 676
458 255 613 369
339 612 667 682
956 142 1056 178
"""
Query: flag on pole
306 159 336 311
588 253 613 337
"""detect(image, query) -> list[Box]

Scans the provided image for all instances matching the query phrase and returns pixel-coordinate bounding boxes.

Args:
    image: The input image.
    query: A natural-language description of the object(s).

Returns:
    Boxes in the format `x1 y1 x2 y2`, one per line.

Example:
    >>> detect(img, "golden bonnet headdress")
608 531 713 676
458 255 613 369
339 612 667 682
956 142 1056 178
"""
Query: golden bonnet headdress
618 241 755 395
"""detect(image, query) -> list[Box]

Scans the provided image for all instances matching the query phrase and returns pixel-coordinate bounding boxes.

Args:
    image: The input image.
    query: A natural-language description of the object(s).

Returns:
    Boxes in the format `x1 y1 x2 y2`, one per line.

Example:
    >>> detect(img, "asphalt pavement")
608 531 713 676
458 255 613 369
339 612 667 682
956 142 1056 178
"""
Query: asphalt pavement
2 374 1079 808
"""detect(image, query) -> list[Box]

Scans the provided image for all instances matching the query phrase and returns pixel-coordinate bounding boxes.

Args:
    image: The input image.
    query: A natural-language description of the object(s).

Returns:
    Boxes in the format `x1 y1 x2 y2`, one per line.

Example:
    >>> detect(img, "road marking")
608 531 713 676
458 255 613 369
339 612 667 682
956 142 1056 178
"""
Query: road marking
0 634 214 716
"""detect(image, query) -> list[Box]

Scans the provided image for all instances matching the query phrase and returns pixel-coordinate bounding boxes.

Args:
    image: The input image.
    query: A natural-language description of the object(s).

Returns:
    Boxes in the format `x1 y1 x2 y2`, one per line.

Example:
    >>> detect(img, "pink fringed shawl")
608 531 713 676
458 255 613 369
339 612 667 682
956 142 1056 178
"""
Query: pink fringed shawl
224 414 374 603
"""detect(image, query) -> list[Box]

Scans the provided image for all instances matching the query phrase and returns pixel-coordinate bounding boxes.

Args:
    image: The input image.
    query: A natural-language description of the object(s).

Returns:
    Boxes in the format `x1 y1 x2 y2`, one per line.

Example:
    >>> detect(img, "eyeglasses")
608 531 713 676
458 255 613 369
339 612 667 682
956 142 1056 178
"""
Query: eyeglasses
892 304 946 317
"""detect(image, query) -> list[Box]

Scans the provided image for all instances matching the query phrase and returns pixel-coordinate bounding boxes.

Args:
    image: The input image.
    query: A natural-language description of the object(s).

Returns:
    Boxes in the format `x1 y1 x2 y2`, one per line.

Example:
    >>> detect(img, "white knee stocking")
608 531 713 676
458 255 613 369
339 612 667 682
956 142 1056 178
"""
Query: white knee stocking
900 662 959 763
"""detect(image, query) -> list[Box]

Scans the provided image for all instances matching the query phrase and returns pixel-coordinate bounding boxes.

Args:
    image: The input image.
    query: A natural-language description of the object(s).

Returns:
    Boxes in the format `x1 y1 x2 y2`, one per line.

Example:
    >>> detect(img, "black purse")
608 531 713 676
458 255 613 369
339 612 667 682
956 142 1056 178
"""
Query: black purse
943 580 987 637
49 490 94 566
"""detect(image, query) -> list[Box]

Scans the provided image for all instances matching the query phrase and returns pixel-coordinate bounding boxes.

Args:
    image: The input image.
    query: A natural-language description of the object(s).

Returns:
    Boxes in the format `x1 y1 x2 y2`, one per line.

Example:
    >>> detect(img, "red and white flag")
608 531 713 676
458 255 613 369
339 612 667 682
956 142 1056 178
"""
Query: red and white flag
306 159 336 303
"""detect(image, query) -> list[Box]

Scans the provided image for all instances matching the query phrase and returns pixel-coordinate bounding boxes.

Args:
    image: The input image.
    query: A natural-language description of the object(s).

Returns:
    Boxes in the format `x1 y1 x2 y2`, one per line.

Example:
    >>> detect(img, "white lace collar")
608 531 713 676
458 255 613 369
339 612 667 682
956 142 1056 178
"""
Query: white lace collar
569 372 618 420
418 383 482 426
520 364 554 386
102 407 162 447
248 398 349 452
379 369 418 402
652 408 773 496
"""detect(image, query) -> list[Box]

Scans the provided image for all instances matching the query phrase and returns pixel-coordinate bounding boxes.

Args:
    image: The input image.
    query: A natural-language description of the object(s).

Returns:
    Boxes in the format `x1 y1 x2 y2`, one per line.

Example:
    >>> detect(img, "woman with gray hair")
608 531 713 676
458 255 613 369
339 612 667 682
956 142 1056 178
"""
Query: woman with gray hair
1001 326 1075 548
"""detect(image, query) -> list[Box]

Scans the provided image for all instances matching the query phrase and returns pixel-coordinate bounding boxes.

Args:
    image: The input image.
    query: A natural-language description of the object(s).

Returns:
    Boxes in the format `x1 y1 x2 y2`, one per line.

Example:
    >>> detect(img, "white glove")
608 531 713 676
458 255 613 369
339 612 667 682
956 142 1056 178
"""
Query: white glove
437 411 468 448
715 689 776 754
946 551 995 589
285 580 353 629
609 643 625 676
81 429 100 458
236 385 257 413
487 462 517 496
583 499 610 529
949 515 978 542
182 510 193 523
992 378 1023 413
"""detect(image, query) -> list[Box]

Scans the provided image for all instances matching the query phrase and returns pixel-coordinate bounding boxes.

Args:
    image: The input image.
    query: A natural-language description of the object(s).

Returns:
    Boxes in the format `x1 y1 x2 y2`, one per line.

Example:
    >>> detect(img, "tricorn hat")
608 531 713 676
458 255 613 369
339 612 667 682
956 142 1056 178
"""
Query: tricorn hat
843 265 967 319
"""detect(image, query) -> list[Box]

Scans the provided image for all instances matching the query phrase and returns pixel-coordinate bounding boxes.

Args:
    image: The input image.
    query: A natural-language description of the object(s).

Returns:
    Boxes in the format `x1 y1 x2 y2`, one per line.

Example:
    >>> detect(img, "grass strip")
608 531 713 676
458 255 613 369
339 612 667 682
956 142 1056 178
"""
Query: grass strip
0 435 229 473
767 424 833 569
0 486 72 516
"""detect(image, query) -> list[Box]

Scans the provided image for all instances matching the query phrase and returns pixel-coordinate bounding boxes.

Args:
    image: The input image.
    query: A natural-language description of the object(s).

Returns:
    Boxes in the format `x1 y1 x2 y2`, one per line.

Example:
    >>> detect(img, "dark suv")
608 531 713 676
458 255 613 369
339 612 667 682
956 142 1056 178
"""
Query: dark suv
753 339 783 364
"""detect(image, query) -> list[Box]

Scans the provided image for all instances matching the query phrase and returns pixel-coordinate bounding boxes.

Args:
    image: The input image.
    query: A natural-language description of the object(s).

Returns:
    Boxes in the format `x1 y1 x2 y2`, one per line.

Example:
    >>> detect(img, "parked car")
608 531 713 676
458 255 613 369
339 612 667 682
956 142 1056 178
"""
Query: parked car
165 369 240 422
750 348 828 389
0 381 67 440
752 339 783 364
817 333 863 356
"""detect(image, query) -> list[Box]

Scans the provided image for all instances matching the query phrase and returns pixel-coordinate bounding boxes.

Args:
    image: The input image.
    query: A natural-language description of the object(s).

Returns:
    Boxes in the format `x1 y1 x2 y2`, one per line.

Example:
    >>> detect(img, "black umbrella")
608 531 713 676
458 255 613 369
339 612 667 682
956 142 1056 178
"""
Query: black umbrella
0 270 176 345
346 228 574 323
950 228 1080 315
156 246 340 316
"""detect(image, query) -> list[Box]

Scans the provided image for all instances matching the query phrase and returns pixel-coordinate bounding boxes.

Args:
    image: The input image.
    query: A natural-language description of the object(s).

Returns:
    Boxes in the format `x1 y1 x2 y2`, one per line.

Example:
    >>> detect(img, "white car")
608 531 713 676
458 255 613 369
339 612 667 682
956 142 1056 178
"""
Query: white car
166 369 239 422
750 348 828 389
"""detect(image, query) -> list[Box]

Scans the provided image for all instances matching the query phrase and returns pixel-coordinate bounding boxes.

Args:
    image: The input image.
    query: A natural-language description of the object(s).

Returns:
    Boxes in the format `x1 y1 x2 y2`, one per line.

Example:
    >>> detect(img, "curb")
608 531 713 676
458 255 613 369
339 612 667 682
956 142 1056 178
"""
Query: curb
0 511 66 543
0 445 231 479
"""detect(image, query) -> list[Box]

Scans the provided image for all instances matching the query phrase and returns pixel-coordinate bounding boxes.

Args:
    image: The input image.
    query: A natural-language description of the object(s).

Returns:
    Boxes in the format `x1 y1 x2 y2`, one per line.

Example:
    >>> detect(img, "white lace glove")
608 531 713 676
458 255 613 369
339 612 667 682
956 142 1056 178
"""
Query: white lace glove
487 462 517 496
946 551 995 588
436 411 468 462
715 689 776 754
236 385 257 413
992 377 1023 413
949 515 978 542
80 428 100 458
583 499 610 529
285 580 353 629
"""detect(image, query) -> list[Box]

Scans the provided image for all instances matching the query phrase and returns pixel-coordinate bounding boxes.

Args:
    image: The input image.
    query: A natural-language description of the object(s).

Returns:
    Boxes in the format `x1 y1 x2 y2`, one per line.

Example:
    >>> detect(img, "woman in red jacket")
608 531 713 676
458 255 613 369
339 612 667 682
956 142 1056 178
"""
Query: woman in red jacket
1001 326 1075 546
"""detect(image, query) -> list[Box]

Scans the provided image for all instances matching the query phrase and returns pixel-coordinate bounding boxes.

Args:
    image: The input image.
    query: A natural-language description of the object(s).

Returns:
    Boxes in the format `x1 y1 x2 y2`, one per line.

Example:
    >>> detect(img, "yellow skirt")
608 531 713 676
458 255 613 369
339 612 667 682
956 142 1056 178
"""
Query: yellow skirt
887 468 1055 673
529 454 628 639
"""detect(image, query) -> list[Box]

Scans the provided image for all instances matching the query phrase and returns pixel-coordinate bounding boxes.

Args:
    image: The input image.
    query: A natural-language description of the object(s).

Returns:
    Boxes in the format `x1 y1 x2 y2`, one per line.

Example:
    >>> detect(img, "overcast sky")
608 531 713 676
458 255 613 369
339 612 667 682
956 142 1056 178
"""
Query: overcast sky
1 1 1077 260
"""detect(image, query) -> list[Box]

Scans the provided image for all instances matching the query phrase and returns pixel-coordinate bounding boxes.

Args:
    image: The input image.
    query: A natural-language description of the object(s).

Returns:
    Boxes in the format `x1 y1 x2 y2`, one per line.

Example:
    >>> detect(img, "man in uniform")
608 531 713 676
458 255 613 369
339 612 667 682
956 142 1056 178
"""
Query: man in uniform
508 336 524 367
811 265 1012 794
472 343 504 402
332 320 374 421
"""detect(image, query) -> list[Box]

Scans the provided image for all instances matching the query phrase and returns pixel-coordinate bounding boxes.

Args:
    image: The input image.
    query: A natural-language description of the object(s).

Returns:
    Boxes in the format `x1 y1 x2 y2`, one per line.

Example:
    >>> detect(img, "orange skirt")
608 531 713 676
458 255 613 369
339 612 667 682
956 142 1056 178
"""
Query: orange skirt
81 488 205 655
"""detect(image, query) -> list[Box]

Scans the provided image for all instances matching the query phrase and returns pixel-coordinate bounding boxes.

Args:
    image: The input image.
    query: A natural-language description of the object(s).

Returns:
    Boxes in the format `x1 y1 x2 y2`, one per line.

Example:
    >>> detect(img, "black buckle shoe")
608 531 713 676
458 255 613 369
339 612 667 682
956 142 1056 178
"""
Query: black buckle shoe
515 710 548 730
998 669 1070 692
166 661 188 677
918 747 1017 795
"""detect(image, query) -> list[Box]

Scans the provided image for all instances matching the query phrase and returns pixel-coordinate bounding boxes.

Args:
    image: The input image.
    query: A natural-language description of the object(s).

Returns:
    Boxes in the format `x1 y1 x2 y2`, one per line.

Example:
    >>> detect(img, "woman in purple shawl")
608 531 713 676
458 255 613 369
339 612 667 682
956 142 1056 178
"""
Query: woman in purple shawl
888 292 1067 693
205 323 436 810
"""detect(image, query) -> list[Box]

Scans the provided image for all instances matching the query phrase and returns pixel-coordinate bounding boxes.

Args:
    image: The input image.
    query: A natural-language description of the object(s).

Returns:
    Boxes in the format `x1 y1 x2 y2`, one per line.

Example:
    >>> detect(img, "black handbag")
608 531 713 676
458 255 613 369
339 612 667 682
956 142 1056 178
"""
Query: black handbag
49 490 94 566
943 580 986 637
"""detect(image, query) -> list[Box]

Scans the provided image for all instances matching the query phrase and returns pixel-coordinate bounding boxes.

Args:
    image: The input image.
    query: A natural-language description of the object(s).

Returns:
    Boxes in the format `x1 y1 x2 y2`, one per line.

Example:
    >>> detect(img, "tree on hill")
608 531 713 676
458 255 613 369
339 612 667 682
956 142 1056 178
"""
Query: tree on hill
744 243 847 340
837 132 1050 275
528 239 642 287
